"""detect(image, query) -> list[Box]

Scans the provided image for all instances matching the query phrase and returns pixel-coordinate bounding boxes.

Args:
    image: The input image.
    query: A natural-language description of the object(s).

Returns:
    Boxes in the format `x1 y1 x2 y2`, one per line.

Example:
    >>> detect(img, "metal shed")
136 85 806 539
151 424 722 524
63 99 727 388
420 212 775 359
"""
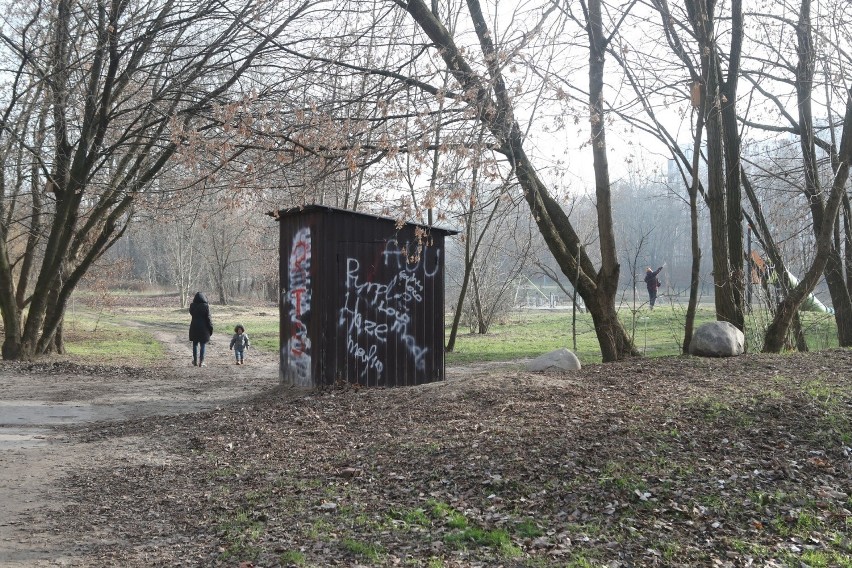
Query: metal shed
274 205 457 388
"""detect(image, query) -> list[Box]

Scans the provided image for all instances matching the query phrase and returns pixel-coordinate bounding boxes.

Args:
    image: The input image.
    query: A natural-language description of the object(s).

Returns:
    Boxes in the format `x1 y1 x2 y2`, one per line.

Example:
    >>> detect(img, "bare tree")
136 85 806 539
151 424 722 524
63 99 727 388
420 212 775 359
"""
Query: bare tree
736 0 852 348
759 0 852 351
443 121 519 349
374 0 639 360
162 212 204 309
640 0 745 328
0 0 316 358
465 198 531 335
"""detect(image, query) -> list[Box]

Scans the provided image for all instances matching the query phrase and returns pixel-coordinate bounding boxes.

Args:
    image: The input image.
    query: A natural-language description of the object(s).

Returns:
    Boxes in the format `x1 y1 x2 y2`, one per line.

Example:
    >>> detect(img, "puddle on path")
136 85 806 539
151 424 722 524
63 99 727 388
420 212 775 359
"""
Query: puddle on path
0 402 96 449
0 401 96 426
0 427 52 449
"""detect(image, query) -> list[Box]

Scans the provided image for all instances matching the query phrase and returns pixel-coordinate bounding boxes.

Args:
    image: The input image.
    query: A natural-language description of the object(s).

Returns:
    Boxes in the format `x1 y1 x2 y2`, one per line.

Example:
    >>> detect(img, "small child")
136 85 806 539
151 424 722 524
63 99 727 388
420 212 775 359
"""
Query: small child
229 325 250 365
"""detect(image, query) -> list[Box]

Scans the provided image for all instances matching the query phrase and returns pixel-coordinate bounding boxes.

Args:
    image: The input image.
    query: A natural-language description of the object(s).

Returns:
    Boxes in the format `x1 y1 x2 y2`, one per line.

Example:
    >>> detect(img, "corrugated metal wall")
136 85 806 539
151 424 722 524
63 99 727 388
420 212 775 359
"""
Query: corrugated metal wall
278 206 454 388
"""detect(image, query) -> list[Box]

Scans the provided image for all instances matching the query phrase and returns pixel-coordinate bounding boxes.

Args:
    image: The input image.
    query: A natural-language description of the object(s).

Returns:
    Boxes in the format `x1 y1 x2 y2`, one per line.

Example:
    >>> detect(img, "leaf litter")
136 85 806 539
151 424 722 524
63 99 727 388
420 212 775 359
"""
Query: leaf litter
27 350 852 566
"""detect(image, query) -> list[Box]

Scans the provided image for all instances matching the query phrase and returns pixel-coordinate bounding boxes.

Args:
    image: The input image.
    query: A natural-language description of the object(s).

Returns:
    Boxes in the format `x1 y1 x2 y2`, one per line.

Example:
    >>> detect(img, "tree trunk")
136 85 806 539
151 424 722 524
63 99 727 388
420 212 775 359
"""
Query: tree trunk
446 262 470 352
470 268 485 335
0 237 22 359
843 195 852 292
823 252 852 345
216 273 227 306
764 87 852 350
513 152 638 360
788 0 852 348
720 0 745 331
46 319 65 355
764 296 796 353
16 110 48 312
402 0 637 360
689 0 741 328
705 91 736 324
683 83 706 353
792 311 808 352
586 0 621 306
588 290 638 363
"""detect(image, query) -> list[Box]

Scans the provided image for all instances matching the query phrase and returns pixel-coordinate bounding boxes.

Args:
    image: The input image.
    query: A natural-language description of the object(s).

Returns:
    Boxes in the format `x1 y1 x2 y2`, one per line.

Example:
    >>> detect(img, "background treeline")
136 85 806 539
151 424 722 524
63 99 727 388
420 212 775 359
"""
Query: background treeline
1 0 850 359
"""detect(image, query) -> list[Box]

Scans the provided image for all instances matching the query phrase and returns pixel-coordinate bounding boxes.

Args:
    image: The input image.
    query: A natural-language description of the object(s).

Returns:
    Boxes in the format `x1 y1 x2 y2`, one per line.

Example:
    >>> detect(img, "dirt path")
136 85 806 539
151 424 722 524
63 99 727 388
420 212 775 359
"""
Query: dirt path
0 322 283 567
0 314 522 567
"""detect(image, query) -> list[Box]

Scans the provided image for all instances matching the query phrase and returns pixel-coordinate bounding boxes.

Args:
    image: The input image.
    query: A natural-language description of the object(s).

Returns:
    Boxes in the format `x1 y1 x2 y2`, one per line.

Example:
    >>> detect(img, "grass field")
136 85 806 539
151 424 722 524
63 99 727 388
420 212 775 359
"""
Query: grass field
444 305 839 365
48 294 842 366
6 294 850 567
60 299 281 364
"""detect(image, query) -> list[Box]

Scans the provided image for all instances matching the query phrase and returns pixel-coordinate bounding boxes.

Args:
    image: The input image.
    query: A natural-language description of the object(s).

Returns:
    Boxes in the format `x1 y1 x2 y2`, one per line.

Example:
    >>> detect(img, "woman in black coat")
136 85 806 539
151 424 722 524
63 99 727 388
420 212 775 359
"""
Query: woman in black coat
189 292 213 366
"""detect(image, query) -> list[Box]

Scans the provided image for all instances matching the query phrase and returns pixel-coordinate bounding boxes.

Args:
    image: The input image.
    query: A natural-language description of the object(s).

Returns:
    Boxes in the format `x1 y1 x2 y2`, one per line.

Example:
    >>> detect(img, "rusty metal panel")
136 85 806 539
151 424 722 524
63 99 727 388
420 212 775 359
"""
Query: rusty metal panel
278 205 455 388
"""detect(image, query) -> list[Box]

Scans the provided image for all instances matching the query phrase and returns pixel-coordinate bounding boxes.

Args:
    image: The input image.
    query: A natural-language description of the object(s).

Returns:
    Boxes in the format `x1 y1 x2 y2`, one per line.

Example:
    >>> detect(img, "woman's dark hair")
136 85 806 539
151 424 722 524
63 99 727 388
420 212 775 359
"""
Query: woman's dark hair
234 325 244 333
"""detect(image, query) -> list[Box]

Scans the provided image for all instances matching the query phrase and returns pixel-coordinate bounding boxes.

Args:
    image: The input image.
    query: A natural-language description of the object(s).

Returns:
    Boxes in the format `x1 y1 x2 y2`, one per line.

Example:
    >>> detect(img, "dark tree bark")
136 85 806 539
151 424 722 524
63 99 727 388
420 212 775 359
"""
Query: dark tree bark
764 0 852 351
0 0 312 359
684 117 704 353
844 195 852 292
686 0 744 330
785 0 852 347
720 0 746 331
397 0 638 361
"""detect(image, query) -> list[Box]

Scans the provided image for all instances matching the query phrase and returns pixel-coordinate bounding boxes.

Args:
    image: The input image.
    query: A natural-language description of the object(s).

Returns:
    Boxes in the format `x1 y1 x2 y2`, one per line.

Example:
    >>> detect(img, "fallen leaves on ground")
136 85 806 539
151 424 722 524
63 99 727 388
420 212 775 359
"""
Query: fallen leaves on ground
40 350 852 566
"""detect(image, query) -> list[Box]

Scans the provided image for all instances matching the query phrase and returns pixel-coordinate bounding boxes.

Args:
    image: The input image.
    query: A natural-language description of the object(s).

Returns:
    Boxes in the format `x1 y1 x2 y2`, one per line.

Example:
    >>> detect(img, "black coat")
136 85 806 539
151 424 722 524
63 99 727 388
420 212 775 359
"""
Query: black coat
189 292 213 343
644 267 662 292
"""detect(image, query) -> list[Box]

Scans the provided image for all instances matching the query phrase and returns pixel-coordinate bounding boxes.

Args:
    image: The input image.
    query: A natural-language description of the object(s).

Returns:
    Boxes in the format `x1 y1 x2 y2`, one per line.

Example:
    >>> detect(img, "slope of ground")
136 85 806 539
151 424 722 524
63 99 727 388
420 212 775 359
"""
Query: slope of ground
0 318 282 566
2 347 851 567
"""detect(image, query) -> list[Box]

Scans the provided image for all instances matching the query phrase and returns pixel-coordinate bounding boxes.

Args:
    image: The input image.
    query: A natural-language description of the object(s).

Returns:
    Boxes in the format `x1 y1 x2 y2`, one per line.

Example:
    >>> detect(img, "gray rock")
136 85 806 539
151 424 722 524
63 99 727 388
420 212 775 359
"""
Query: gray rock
525 348 582 371
688 321 745 357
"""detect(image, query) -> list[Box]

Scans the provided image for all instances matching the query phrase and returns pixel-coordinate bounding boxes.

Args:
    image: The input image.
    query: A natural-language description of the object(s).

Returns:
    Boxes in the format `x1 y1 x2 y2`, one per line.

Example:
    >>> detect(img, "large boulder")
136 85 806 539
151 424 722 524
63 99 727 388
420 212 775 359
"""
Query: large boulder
688 321 745 357
525 348 582 372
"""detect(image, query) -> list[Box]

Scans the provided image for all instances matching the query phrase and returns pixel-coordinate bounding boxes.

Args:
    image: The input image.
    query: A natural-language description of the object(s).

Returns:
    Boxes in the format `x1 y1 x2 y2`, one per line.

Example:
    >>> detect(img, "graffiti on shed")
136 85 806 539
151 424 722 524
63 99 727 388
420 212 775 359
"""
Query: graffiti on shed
285 227 312 384
274 205 457 388
339 238 441 380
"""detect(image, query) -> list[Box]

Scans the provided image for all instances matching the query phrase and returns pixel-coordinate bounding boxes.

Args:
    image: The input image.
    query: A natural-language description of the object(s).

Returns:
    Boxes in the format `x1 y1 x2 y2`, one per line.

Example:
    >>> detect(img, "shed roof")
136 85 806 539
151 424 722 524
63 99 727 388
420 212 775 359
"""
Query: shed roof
269 204 459 235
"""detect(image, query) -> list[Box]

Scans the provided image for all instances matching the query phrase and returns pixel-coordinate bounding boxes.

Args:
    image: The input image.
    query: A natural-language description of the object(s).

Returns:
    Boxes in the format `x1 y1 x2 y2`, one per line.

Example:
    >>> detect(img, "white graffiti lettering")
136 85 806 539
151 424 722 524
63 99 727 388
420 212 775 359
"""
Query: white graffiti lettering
339 298 389 342
339 239 440 381
345 258 425 306
382 239 441 278
347 338 385 376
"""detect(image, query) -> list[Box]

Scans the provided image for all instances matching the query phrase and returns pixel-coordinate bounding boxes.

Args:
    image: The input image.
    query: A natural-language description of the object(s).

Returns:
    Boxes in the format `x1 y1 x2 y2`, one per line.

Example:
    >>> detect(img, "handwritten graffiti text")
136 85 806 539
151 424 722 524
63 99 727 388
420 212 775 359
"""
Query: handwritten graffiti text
339 240 440 381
